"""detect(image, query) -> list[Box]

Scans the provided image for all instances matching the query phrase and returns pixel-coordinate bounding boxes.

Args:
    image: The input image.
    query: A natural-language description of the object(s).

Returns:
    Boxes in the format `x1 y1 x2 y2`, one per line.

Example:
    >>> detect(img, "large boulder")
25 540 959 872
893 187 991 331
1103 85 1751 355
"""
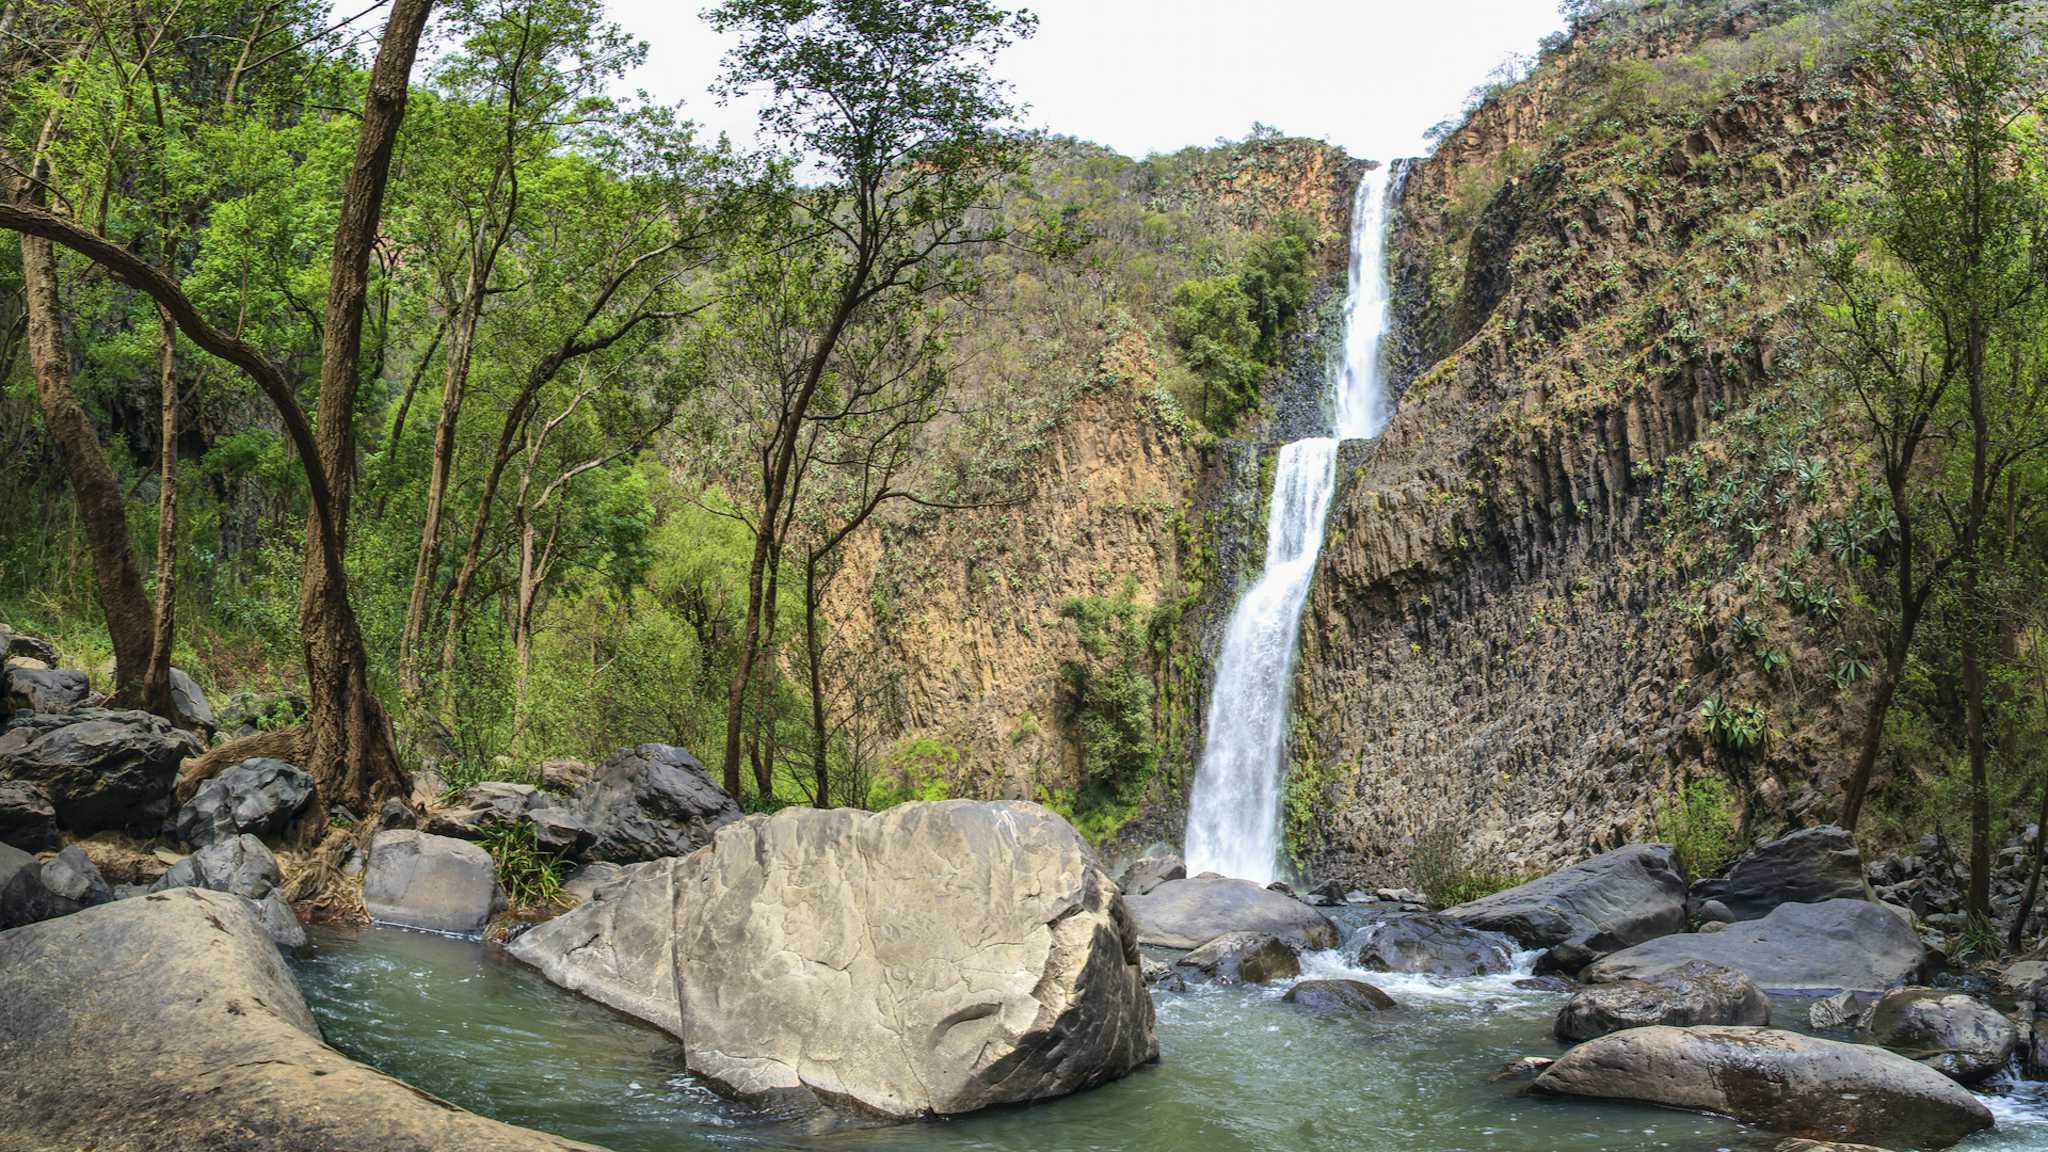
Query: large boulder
170 756 314 848
0 708 200 834
1123 876 1340 950
425 781 591 856
1443 844 1685 973
507 857 683 1036
4 665 89 713
0 887 601 1150
166 668 214 734
1692 825 1874 923
362 829 505 937
1282 978 1396 1016
1356 914 1514 977
1865 987 2017 1084
1117 853 1185 896
1531 1026 1992 1148
148 833 303 948
1583 899 1929 995
671 801 1156 1118
1555 960 1769 1041
1175 931 1299 985
569 743 740 863
0 779 57 851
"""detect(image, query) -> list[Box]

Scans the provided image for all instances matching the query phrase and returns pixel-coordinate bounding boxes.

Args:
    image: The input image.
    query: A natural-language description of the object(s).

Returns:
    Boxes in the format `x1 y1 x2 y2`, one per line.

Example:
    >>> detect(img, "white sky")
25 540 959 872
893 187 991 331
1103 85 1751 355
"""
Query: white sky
603 0 1569 164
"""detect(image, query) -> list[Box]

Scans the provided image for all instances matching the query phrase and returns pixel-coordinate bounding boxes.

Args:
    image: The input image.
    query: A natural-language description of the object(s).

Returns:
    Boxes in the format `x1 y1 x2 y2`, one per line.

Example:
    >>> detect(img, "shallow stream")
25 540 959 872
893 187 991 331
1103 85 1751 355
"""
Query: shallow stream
291 918 2048 1152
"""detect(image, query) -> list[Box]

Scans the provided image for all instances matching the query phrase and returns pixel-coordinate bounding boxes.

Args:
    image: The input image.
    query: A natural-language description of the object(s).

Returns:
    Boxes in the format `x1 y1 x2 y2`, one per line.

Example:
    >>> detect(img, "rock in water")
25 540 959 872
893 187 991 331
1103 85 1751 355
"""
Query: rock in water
1443 844 1685 972
0 887 601 1150
1531 1026 1992 1148
0 709 200 834
362 829 505 937
0 779 57 851
672 801 1156 1117
1691 825 1874 923
507 858 683 1036
1283 978 1396 1016
1122 876 1340 950
1118 853 1185 896
570 743 740 863
1176 931 1299 984
1865 988 2017 1084
1555 960 1768 1041
1583 899 1928 995
1356 914 1514 977
171 756 314 848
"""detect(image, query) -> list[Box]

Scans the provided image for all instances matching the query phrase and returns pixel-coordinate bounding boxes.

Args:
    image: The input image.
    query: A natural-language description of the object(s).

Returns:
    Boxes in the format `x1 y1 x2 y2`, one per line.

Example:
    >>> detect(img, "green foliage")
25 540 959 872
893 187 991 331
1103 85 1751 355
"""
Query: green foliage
1054 579 1160 840
1656 776 1739 880
479 821 571 911
1407 824 1520 910
1165 213 1316 435
866 738 959 810
1700 696 1769 757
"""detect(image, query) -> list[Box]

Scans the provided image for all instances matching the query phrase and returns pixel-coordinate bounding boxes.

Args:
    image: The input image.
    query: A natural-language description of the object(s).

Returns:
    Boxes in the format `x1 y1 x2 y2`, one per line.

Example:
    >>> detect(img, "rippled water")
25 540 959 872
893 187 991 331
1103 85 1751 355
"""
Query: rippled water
288 911 2048 1152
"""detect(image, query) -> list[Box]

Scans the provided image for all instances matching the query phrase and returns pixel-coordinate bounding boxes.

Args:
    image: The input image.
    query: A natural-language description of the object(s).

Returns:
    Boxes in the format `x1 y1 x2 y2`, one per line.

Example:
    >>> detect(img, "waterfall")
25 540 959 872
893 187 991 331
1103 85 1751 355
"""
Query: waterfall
1182 163 1399 884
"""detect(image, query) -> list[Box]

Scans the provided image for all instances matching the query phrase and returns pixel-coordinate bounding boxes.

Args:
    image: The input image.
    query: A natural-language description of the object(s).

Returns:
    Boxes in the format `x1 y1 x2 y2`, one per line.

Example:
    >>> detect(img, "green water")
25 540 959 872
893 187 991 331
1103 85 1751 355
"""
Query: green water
291 921 2048 1152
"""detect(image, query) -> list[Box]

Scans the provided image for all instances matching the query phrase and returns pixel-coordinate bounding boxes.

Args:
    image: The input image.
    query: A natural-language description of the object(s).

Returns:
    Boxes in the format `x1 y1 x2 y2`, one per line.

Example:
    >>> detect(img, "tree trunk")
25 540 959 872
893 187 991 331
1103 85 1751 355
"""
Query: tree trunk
143 305 178 717
805 552 829 807
1840 473 1927 832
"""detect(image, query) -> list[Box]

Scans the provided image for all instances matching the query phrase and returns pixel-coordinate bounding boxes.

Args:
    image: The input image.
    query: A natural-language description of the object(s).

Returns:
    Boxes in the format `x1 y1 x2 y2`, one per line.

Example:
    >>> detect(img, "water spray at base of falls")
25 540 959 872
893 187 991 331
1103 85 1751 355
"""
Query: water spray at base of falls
1183 162 1400 885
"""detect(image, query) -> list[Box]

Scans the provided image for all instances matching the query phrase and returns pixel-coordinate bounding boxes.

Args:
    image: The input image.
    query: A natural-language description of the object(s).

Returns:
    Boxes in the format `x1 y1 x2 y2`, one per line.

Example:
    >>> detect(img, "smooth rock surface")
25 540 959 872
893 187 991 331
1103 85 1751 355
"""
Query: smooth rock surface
0 887 598 1150
1532 1026 1992 1148
1176 930 1299 984
571 743 740 863
0 779 56 850
1356 914 1513 977
1583 899 1929 995
1118 853 1185 896
672 801 1156 1118
167 667 214 733
147 833 303 948
1556 960 1768 1041
507 857 683 1036
1865 987 2017 1084
1444 844 1685 971
363 829 505 937
1282 978 1396 1016
1692 825 1874 923
1123 876 1340 950
37 844 110 909
0 708 200 833
171 756 314 847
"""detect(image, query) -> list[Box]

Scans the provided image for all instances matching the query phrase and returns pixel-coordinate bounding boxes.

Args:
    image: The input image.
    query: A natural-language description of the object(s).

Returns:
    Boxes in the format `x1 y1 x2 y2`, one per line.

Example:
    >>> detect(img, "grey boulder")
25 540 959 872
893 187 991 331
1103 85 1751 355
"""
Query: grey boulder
1356 914 1514 977
1865 987 2017 1084
426 781 591 855
37 844 111 910
148 833 303 948
0 627 57 665
362 829 504 937
0 841 53 928
167 668 214 733
1176 931 1299 985
1692 825 1874 923
1282 978 1396 1016
672 800 1157 1118
4 666 88 713
1118 853 1185 896
507 857 683 1036
1123 876 1340 950
0 708 200 834
1583 899 1929 995
171 756 314 848
0 779 57 851
1555 960 1768 1041
570 743 739 863
1444 844 1685 973
0 887 601 1150
1531 1026 1992 1148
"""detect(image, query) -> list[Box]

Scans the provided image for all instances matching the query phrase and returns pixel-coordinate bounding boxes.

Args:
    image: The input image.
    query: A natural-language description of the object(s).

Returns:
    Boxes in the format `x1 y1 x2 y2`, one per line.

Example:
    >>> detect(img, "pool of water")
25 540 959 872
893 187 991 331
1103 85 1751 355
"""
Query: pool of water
290 918 2048 1152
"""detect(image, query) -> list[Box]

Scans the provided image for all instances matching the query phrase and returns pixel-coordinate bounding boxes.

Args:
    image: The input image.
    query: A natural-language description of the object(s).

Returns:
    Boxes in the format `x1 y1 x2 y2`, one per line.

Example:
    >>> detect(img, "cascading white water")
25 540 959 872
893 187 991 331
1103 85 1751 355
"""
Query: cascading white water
1183 163 1398 884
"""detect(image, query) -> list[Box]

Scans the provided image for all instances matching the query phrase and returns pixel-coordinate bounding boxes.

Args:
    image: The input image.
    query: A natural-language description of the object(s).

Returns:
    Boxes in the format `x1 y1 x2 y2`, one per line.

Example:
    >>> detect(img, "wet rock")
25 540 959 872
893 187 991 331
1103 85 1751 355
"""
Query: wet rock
167 668 214 734
1809 990 1876 1031
0 708 200 834
1283 978 1396 1016
1444 844 1685 973
4 666 88 713
0 887 601 1150
1489 1055 1554 1082
507 857 683 1036
362 829 504 937
1117 853 1185 896
147 832 303 948
0 779 57 851
170 757 313 848
1775 1141 1892 1152
1514 975 1575 993
1140 956 1187 992
569 743 740 864
1123 876 1340 950
1356 913 1513 977
1176 931 1299 985
1584 900 1930 995
1556 960 1768 1041
1531 1026 1993 1148
1692 826 1874 923
1864 988 2017 1084
671 801 1157 1118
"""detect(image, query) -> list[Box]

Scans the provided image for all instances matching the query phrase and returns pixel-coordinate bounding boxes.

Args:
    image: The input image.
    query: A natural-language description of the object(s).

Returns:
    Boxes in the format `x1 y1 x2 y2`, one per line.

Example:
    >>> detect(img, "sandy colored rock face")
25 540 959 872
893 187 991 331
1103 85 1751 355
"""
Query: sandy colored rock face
0 887 598 1151
672 800 1157 1118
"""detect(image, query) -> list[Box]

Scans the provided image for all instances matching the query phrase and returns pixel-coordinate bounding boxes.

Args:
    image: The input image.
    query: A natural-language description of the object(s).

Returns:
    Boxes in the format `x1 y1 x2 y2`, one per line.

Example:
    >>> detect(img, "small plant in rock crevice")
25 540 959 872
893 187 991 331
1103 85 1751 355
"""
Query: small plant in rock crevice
1656 776 1740 880
479 822 570 910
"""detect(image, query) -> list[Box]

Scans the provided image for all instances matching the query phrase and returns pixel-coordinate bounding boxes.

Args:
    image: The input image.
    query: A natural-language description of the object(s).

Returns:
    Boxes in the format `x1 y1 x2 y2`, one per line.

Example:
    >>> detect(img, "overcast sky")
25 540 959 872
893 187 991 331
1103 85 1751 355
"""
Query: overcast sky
603 1 1568 164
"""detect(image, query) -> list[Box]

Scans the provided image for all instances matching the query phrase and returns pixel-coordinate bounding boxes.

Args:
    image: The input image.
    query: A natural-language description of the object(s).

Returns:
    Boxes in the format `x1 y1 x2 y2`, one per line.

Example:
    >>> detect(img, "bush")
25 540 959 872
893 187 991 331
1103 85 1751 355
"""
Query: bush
479 821 570 910
1054 580 1160 840
1656 776 1739 880
865 737 959 810
1408 824 1520 909
1164 213 1316 435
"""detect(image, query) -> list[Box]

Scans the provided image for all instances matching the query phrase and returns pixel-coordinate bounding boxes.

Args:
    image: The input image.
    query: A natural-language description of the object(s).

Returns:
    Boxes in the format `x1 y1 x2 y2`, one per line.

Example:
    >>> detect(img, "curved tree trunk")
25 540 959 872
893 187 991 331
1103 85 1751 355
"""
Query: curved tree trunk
143 305 178 716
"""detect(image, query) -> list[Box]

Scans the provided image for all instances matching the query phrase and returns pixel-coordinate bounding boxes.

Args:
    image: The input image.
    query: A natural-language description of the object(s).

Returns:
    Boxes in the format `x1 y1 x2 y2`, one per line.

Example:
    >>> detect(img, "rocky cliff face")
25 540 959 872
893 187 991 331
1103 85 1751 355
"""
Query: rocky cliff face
1292 1 1875 883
